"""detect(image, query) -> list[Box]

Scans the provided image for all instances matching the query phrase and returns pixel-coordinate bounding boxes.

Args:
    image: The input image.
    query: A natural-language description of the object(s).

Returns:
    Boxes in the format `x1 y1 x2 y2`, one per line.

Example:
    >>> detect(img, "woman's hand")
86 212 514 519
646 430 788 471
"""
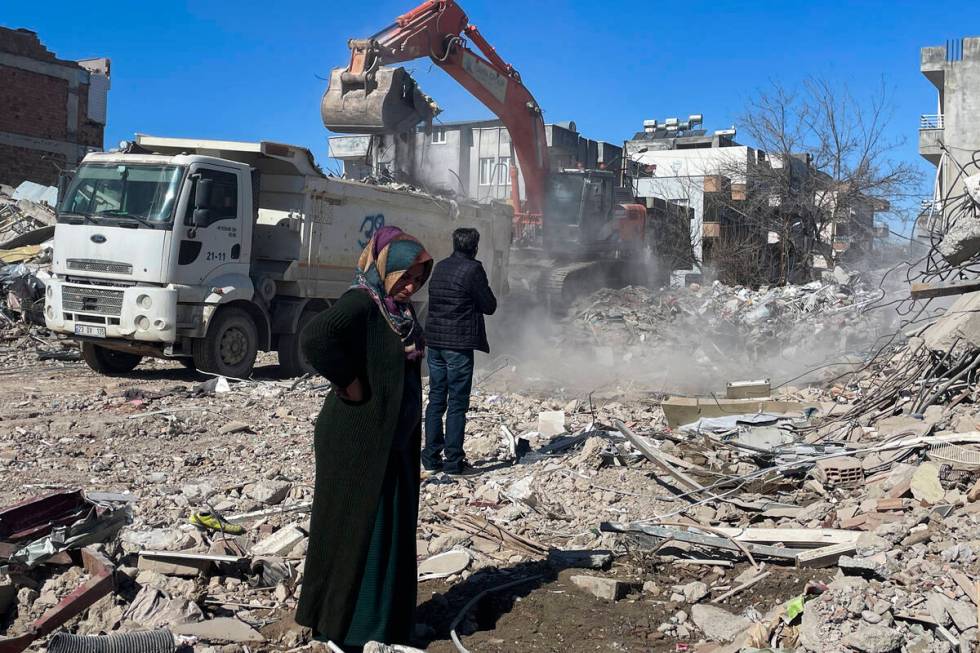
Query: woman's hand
336 378 364 402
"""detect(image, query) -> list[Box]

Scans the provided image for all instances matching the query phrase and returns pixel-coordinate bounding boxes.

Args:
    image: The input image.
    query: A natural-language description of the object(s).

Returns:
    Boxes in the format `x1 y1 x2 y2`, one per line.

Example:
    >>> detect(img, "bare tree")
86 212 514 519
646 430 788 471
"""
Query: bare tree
715 77 920 284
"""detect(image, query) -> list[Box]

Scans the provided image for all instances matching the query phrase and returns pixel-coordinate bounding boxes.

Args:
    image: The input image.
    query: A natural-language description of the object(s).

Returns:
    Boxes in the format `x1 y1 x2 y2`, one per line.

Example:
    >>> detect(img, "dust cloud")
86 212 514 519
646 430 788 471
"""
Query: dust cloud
481 257 914 397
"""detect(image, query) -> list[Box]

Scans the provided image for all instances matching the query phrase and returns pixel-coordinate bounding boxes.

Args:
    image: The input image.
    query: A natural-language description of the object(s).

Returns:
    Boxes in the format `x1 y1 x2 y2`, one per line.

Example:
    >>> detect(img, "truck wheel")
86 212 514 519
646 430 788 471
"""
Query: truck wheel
277 310 317 378
193 307 258 378
81 342 143 375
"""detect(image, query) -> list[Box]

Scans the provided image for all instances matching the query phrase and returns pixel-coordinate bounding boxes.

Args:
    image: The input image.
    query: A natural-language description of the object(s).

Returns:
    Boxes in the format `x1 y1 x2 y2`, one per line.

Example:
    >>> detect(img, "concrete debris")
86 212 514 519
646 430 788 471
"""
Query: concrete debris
251 523 306 556
243 479 292 505
842 624 904 652
910 461 946 504
172 617 265 642
5 265 980 650
569 575 638 601
690 604 751 642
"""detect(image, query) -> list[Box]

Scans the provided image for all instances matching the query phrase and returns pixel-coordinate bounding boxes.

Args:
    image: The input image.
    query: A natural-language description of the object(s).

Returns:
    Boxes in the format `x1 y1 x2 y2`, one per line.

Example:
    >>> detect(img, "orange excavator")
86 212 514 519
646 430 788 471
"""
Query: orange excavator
321 0 648 303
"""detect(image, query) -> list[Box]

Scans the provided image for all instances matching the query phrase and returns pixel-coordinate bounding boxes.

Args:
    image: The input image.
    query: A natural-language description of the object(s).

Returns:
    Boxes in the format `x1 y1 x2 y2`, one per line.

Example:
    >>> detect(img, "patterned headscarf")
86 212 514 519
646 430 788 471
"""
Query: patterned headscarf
351 226 433 360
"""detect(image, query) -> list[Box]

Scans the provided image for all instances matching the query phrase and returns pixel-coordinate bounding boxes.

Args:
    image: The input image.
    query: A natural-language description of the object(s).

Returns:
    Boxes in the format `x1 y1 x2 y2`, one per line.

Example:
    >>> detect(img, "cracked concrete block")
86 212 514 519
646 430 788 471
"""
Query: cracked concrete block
922 291 980 357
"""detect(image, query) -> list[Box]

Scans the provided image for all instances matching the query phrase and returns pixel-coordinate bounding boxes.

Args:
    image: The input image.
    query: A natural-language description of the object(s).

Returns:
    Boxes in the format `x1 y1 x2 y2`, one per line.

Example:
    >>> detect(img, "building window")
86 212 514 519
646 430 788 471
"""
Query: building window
498 156 512 185
479 157 495 185
431 128 447 144
479 157 512 186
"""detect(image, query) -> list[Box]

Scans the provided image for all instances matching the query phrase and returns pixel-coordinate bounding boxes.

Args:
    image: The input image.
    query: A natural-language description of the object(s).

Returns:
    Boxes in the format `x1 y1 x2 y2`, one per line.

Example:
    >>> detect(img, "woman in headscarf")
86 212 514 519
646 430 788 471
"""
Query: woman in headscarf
296 226 433 651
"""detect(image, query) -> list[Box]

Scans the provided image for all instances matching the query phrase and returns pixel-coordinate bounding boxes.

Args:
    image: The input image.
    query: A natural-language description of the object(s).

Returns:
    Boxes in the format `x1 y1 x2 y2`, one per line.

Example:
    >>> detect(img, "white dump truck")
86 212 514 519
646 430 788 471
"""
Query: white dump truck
44 135 512 377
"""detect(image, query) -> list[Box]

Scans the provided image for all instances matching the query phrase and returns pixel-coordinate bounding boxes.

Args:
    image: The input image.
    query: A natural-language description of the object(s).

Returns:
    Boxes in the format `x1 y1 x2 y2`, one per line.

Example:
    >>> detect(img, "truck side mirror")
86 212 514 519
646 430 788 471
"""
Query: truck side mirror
190 178 213 227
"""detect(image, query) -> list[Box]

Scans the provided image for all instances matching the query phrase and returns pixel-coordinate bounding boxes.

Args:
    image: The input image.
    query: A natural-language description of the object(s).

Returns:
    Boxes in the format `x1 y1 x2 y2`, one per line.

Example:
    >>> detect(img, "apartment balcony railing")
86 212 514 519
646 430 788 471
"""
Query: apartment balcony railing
920 113 944 130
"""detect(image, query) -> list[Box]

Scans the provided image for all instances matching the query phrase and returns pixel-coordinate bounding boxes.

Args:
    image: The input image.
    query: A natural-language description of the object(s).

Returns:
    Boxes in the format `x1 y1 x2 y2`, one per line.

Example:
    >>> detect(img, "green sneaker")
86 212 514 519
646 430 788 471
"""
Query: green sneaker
190 511 244 535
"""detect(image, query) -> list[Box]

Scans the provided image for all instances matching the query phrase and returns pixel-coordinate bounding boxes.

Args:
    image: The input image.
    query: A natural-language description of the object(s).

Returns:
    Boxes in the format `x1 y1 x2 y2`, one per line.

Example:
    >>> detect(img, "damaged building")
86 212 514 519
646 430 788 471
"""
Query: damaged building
626 116 887 286
329 119 622 204
916 36 980 264
0 27 110 187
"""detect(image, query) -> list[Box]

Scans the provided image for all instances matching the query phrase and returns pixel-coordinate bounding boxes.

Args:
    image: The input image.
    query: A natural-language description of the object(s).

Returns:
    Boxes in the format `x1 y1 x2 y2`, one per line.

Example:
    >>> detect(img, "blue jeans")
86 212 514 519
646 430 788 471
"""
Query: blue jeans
423 348 474 470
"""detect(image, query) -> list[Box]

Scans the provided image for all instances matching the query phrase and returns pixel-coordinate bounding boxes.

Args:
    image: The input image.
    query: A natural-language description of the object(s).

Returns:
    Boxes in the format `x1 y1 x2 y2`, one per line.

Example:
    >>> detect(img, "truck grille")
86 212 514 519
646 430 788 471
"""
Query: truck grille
66 259 133 275
62 286 124 317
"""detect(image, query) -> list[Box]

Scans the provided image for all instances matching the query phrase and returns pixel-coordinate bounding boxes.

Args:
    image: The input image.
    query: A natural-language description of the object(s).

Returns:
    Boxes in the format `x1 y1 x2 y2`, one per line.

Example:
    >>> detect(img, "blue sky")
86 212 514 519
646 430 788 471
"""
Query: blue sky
7 0 980 226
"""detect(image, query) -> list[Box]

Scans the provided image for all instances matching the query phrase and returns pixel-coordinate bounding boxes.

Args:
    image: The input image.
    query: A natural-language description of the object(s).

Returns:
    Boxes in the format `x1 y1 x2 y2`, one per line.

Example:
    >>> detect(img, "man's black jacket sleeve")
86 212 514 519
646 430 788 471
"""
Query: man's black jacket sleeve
471 264 497 315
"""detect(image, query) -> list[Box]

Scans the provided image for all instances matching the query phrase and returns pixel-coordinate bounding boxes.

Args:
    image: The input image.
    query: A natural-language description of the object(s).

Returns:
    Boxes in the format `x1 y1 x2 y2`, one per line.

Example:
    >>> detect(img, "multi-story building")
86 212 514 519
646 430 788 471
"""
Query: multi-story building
626 116 885 284
328 119 622 205
0 27 110 187
917 36 980 239
624 116 759 283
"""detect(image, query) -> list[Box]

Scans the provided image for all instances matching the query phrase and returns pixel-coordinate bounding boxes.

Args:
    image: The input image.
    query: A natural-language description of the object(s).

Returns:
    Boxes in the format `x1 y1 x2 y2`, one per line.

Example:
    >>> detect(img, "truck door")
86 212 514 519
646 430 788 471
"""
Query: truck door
173 165 248 285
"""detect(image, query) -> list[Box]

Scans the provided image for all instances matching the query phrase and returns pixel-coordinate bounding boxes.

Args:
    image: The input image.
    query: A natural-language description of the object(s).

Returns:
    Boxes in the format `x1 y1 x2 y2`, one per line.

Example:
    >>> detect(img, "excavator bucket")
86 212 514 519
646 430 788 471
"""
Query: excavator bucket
320 66 440 134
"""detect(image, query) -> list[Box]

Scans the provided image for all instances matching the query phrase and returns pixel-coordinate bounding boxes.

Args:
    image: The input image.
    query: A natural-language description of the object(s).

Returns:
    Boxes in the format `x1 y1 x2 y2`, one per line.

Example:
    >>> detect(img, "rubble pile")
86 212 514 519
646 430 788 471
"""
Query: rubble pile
1 331 979 651
563 274 887 386
0 182 56 328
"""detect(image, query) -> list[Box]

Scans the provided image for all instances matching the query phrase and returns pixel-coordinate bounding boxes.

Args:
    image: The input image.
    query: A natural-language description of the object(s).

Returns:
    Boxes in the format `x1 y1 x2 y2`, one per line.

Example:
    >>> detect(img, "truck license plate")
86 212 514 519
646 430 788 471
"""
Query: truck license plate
74 324 106 338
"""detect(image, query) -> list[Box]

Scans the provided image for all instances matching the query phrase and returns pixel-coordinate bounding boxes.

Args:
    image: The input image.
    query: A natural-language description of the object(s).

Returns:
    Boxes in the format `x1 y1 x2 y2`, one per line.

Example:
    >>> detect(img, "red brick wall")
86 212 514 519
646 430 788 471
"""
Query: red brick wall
0 27 104 187
0 66 70 141
0 143 63 187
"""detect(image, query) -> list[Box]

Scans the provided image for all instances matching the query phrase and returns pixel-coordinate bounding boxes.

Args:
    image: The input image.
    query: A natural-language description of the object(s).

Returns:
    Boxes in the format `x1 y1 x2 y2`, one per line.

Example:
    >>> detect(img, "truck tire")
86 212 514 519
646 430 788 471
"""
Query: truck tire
81 342 143 375
192 307 258 378
277 310 317 378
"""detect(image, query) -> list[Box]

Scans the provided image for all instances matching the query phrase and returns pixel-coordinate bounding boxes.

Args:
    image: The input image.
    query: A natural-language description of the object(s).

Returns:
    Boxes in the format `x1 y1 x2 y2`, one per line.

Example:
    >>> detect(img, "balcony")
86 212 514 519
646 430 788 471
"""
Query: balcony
918 114 944 165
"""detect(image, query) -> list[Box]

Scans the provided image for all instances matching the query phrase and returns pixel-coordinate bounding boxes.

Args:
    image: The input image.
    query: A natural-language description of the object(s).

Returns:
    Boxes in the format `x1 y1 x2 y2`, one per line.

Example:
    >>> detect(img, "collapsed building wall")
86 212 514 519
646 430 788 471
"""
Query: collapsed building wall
0 27 110 187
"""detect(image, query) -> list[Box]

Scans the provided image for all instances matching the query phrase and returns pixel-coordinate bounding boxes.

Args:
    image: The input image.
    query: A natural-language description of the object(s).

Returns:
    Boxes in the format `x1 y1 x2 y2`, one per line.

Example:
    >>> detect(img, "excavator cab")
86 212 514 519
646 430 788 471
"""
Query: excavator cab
320 64 440 134
543 169 617 257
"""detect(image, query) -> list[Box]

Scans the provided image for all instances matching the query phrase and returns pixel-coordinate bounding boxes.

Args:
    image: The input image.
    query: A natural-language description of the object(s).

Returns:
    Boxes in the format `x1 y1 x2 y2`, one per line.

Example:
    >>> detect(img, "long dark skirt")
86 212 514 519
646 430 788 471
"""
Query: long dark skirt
335 443 419 650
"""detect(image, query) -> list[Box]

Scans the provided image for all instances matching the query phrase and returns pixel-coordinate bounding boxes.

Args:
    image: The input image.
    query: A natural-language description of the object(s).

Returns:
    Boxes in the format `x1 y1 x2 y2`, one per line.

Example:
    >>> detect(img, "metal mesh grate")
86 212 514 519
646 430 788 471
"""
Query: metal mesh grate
62 285 124 317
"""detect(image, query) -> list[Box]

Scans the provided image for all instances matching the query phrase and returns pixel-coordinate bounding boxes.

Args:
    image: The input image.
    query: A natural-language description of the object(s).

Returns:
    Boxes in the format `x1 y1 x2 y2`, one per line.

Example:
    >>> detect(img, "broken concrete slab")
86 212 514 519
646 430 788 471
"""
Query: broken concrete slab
244 479 292 506
937 216 980 266
910 462 945 505
842 623 903 652
537 411 566 437
690 604 751 642
922 291 980 357
417 549 471 580
172 617 265 642
569 575 637 601
838 553 891 580
680 580 709 603
252 524 305 556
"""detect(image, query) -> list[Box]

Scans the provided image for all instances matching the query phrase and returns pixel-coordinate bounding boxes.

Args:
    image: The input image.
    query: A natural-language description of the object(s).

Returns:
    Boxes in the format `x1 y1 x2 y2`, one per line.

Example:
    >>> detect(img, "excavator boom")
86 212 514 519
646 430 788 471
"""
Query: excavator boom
320 0 549 222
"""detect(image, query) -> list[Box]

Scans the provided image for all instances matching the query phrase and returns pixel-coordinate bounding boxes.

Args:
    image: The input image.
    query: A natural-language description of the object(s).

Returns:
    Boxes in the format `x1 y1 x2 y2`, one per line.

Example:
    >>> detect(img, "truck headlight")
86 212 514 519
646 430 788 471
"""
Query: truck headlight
137 294 152 309
135 315 150 330
46 306 54 319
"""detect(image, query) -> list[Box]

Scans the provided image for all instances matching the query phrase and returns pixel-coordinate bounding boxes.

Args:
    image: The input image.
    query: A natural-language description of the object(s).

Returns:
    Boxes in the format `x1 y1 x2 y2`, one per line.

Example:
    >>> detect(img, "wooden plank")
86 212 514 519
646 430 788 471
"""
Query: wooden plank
796 543 856 568
910 279 980 300
710 527 861 547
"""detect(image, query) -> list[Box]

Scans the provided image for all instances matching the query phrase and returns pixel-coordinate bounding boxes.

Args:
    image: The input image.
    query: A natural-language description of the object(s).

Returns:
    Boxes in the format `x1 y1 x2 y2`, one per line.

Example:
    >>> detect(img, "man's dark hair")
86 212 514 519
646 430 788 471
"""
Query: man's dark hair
452 228 480 257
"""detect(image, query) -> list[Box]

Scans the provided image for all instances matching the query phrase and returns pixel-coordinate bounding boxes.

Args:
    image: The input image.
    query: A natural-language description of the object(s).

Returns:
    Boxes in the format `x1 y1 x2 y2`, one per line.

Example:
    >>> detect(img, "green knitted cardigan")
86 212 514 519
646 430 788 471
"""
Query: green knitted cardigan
294 290 417 639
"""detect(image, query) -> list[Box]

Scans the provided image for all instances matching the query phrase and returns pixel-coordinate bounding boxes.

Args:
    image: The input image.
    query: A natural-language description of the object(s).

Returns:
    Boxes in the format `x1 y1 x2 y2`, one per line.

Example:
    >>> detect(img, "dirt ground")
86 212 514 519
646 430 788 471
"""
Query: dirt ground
0 353 831 651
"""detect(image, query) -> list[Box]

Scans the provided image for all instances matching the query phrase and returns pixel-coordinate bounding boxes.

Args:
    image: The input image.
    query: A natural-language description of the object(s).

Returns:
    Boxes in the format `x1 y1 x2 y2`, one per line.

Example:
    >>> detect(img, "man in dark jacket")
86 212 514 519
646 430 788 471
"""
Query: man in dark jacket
422 227 497 473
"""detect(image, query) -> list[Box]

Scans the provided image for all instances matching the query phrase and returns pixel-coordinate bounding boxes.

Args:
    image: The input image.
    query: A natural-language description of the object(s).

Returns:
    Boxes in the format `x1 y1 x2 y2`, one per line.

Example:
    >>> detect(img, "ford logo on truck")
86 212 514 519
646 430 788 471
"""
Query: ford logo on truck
90 234 107 244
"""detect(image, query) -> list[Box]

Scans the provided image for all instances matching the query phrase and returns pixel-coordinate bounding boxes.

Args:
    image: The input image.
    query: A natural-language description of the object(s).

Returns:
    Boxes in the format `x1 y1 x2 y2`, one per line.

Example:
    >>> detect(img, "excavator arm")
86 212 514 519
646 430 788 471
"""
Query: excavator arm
321 0 549 221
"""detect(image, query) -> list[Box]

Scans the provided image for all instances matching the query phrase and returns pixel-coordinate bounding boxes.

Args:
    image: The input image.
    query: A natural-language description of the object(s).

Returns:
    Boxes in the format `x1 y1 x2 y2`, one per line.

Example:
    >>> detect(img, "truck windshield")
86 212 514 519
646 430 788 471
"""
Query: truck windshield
58 164 184 226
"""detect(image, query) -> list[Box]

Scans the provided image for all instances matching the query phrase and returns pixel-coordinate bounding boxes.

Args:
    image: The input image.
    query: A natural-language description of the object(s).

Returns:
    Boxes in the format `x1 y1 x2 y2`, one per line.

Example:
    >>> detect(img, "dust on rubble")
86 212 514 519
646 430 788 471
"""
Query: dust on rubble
2 266 980 652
